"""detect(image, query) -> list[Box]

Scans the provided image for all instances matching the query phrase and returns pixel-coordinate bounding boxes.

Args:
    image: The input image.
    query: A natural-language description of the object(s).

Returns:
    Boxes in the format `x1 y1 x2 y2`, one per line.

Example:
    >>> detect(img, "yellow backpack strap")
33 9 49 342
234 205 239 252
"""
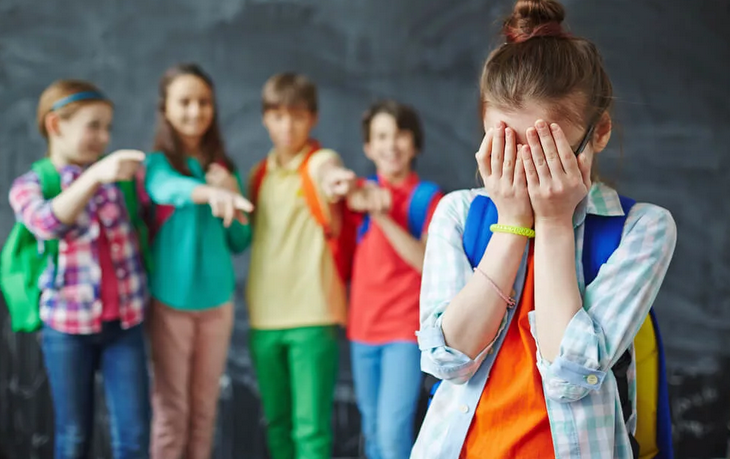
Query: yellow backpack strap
635 316 660 459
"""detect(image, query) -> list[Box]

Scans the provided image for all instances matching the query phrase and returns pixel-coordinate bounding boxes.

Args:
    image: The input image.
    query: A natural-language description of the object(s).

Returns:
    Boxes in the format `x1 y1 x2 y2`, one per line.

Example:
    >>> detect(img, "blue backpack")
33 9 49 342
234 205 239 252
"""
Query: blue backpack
357 175 440 242
427 194 673 459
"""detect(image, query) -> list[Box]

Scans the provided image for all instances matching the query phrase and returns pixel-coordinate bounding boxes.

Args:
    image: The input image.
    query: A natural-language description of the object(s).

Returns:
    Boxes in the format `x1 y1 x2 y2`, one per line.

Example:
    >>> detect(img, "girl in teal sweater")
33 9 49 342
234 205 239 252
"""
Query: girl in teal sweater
143 63 252 459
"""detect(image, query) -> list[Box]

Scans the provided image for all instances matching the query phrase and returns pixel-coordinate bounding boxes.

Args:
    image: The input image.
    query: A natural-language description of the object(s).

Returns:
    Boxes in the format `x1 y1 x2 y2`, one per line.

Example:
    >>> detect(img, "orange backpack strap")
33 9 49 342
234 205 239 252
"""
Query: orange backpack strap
297 142 335 238
250 159 268 205
296 141 357 282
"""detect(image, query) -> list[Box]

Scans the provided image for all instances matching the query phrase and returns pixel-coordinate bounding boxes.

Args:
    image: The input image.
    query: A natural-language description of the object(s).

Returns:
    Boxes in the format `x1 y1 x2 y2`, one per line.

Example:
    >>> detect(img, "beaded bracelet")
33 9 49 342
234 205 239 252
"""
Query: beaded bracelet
489 223 535 238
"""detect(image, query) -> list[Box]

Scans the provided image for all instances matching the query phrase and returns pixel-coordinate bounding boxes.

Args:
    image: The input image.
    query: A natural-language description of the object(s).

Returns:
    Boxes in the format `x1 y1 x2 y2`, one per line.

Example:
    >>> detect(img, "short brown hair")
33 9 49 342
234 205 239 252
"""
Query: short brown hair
361 100 424 152
36 80 112 141
261 73 318 113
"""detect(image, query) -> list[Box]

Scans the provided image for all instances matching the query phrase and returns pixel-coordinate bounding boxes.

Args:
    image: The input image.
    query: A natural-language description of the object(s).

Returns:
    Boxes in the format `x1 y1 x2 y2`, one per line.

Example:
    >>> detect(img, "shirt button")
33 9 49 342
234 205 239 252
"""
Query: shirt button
586 374 599 385
459 405 469 414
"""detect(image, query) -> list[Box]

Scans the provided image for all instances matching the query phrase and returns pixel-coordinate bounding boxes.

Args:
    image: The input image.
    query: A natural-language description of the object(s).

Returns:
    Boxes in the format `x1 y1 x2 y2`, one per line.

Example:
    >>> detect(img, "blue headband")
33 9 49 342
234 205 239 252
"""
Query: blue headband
51 91 108 111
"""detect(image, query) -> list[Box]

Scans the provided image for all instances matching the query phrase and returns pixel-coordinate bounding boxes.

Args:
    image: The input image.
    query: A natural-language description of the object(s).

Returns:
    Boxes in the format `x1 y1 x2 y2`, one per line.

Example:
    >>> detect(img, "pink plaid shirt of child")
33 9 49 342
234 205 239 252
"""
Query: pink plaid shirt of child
8 165 148 334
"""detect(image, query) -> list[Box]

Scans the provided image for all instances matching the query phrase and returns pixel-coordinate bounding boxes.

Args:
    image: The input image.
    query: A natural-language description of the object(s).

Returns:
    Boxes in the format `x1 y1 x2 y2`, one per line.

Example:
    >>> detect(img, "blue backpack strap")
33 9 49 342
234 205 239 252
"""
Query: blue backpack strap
407 181 441 238
583 195 637 455
462 195 500 268
582 195 636 285
356 175 379 243
583 195 673 458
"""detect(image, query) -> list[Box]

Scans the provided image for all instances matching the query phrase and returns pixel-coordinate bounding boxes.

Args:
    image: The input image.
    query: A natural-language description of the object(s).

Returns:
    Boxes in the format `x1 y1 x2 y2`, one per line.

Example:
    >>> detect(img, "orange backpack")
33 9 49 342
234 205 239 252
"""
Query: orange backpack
249 142 358 283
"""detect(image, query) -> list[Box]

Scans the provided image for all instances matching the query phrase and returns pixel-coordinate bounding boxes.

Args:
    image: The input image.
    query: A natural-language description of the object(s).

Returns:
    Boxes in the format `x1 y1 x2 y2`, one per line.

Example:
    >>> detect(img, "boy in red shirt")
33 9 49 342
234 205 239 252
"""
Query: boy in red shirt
347 100 443 459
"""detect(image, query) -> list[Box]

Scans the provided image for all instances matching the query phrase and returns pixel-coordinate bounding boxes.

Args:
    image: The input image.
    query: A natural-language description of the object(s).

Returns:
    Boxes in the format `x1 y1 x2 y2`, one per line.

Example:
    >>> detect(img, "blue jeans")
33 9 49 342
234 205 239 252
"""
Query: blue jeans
350 341 423 459
41 321 151 459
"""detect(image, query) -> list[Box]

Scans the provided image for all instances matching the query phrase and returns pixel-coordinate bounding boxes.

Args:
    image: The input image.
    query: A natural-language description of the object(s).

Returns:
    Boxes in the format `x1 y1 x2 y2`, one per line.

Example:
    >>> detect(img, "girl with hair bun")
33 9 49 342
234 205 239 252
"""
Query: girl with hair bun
411 1 676 458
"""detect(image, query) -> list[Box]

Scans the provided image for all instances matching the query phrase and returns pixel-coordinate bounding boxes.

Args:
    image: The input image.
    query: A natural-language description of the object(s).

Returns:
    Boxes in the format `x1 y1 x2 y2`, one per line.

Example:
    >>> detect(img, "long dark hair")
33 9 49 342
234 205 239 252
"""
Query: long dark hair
153 63 234 175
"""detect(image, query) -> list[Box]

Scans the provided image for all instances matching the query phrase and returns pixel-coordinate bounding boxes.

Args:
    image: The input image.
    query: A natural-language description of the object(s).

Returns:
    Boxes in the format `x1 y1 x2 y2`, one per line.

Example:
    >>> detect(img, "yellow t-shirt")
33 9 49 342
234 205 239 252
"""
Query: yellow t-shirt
246 144 347 330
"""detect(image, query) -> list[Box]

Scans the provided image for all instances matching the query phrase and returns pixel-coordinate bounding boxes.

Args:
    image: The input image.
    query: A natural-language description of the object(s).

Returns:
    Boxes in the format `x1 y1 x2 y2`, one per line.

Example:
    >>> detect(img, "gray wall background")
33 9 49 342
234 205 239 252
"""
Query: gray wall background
1 0 729 458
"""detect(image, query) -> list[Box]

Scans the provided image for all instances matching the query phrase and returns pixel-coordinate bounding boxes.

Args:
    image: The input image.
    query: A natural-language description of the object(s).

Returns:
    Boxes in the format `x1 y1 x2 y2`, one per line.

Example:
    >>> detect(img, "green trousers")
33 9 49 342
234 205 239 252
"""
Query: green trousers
250 325 339 459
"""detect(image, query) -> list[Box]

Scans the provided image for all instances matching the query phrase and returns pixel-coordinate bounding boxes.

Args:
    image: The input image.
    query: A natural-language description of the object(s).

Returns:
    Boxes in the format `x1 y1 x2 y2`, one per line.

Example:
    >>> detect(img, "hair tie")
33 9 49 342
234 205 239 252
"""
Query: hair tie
506 22 570 44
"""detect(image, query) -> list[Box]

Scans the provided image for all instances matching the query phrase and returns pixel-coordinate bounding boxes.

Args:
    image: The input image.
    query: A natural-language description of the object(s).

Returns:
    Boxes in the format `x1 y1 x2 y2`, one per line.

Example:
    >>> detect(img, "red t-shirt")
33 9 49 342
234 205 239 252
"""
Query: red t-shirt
347 172 442 344
97 223 120 322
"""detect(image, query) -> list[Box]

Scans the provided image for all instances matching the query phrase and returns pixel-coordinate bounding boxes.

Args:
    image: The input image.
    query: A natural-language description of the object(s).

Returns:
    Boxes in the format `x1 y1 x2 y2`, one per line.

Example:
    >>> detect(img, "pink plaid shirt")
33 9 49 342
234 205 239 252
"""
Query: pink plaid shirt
8 165 148 334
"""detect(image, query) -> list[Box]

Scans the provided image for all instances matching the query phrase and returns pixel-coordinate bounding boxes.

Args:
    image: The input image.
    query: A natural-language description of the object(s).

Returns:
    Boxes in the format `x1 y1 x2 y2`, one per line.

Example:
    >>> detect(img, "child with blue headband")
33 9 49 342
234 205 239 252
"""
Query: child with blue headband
4 79 151 459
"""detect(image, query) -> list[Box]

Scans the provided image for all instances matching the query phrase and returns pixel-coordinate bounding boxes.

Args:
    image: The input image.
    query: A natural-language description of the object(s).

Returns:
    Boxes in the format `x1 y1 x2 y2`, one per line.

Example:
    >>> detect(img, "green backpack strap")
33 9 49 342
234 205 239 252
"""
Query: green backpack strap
33 158 62 197
32 158 62 260
117 179 152 274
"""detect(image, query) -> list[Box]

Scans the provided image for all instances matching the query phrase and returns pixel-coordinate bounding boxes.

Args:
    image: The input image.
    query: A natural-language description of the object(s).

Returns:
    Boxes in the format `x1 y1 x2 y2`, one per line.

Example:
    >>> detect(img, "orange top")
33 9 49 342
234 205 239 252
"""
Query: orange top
461 246 555 459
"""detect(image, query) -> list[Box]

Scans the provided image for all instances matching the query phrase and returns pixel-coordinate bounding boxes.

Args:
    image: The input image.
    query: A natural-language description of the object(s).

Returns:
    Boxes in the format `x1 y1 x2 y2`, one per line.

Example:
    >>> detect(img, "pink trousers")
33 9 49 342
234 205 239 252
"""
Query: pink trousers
148 300 233 459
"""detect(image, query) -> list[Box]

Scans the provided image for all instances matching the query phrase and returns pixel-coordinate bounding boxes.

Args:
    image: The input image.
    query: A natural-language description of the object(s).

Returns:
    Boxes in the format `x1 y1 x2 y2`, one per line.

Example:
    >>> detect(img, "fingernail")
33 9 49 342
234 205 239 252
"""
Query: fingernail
536 120 547 129
550 123 560 132
527 127 536 137
495 121 504 129
505 127 512 137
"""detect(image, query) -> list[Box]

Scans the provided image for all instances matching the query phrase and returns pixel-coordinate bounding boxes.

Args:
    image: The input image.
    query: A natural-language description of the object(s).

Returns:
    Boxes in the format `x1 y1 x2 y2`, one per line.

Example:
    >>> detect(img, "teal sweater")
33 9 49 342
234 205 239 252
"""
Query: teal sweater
144 152 251 310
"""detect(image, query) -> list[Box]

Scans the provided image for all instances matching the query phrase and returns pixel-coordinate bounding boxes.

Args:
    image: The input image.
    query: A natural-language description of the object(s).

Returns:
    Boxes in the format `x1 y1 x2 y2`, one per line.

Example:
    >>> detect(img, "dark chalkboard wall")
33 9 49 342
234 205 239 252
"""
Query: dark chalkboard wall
1 1 729 458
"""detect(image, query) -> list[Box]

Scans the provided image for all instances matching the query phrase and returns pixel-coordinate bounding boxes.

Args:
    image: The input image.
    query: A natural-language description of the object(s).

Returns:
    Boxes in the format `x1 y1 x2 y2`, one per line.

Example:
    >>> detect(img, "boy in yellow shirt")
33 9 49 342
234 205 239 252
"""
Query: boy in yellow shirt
247 72 359 459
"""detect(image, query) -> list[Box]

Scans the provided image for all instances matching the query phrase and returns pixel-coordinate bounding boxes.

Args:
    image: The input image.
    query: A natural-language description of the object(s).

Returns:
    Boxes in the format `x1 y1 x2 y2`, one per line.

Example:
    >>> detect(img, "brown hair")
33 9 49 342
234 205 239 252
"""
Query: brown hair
361 100 424 152
153 63 233 175
261 73 318 113
36 80 112 141
481 0 613 130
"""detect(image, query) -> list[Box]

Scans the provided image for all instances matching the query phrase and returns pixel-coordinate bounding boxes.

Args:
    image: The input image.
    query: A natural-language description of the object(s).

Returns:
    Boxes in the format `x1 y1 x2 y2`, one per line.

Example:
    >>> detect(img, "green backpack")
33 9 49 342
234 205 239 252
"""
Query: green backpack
0 158 151 333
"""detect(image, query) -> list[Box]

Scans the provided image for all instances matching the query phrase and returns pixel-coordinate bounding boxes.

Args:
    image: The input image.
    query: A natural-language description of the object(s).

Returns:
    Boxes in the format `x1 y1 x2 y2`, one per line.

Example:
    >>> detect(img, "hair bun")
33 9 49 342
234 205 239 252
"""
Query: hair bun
504 0 567 44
